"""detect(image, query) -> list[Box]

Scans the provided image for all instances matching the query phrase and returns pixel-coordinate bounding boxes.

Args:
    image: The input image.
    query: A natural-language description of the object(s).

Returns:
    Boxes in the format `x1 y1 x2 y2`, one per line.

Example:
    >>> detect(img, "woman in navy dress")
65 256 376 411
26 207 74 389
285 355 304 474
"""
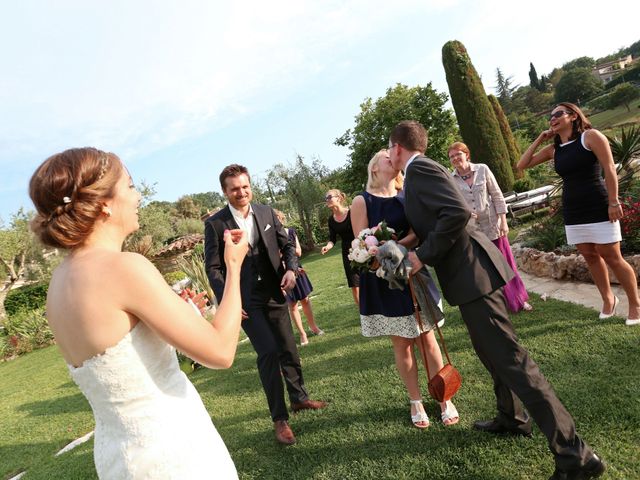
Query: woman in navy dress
351 149 459 428
518 102 639 325
321 189 360 305
275 210 324 346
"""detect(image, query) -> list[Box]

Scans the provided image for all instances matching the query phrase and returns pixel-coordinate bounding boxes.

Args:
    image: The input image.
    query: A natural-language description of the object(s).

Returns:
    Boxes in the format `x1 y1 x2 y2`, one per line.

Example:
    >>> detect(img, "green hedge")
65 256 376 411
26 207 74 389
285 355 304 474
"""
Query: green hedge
4 283 49 316
1 307 54 359
163 270 187 286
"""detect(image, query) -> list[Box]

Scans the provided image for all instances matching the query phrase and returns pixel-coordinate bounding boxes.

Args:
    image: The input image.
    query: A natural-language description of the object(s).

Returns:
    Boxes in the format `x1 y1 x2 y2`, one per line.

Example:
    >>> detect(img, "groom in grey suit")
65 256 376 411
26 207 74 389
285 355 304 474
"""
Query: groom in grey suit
204 164 326 445
389 121 604 480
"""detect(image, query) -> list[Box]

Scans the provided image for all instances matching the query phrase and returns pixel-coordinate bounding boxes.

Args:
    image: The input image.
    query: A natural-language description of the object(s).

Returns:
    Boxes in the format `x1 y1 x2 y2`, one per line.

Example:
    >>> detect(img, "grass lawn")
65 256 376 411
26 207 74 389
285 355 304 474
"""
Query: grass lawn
1 245 639 479
591 98 640 132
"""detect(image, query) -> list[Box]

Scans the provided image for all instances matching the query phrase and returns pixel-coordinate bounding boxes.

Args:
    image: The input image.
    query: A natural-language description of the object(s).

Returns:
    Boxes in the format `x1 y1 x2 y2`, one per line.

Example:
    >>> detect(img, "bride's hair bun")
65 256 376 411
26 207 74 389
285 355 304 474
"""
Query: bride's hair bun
29 147 123 249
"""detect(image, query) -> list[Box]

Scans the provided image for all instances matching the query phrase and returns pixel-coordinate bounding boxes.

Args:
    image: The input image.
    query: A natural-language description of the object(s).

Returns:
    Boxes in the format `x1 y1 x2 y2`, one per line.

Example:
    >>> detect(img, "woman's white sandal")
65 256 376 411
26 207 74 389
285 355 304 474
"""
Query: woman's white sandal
441 400 459 426
409 399 429 429
599 296 619 320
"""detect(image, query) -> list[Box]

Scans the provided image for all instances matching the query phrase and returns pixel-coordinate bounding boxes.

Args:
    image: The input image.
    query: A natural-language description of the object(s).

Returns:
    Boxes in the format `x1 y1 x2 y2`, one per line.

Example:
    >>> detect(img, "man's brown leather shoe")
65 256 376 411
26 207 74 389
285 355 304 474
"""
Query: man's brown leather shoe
291 399 328 413
274 420 296 445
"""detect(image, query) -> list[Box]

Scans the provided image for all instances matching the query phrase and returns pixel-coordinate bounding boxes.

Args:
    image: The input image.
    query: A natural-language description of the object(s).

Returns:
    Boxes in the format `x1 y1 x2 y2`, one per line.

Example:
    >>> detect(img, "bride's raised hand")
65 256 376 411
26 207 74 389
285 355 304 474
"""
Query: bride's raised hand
223 229 248 269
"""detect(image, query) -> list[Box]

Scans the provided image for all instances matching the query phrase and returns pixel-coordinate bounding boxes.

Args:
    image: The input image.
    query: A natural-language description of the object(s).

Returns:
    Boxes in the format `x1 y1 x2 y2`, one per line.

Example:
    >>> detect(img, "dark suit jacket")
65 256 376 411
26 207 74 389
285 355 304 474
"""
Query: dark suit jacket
404 156 514 306
204 203 297 305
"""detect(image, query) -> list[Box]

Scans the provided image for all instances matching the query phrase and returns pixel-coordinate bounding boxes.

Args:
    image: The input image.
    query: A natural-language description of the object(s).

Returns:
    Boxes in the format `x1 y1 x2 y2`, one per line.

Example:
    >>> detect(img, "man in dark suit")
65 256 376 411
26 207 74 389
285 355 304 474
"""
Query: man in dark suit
204 164 326 445
389 121 605 480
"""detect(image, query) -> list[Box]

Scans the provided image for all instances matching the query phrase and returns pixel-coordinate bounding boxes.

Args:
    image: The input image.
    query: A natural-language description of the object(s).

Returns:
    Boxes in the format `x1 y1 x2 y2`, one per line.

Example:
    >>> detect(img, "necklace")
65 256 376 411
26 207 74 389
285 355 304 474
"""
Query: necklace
458 169 473 181
333 208 348 222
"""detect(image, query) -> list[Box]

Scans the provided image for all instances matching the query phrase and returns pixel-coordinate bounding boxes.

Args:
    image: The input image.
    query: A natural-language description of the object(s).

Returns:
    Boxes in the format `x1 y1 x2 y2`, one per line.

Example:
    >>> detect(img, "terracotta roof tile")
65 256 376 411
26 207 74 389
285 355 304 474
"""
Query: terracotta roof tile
153 234 204 257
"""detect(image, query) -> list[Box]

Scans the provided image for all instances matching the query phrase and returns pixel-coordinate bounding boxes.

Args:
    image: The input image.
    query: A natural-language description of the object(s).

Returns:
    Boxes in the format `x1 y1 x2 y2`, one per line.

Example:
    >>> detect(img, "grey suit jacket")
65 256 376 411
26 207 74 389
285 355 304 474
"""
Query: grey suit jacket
403 156 514 306
204 203 297 304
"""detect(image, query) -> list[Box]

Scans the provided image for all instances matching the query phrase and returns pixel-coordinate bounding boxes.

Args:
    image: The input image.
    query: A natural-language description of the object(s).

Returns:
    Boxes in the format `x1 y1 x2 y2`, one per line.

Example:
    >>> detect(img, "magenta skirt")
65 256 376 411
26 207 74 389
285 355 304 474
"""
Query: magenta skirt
492 236 529 313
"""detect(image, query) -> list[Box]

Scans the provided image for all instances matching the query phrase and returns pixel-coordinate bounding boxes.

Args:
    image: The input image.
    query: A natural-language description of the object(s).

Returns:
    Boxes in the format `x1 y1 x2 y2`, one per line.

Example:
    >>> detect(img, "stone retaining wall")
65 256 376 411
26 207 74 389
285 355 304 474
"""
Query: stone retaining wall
512 243 640 284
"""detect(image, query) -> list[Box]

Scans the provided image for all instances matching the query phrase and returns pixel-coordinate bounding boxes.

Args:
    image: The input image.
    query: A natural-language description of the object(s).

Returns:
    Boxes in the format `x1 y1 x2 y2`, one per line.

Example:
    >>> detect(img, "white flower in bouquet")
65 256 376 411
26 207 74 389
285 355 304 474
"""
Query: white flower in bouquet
348 220 397 273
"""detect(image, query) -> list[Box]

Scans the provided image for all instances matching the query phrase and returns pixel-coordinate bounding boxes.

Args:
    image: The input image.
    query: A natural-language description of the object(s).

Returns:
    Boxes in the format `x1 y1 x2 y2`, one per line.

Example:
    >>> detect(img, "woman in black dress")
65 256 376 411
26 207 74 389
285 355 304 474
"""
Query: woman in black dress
321 189 360 305
518 102 639 325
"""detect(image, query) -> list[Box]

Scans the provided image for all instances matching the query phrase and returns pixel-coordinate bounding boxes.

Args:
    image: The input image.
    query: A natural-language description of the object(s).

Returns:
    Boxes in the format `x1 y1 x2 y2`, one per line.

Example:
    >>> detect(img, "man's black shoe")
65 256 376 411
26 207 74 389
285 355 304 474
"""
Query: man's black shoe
548 454 606 480
473 418 532 437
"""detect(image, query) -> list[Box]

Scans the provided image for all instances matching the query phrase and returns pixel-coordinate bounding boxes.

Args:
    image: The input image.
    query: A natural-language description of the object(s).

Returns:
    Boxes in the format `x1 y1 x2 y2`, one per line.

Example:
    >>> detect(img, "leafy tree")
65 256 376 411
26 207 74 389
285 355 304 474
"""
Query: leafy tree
539 75 548 92
250 178 276 205
554 68 603 104
608 82 640 112
335 83 457 193
0 210 38 286
318 165 350 200
562 56 595 71
547 68 565 89
175 217 206 236
125 184 176 255
132 203 175 251
0 210 42 319
494 68 518 113
175 196 200 219
525 87 554 113
628 39 640 59
186 192 225 216
137 180 158 207
266 155 329 250
529 62 540 91
595 47 629 65
488 94 522 179
442 40 514 191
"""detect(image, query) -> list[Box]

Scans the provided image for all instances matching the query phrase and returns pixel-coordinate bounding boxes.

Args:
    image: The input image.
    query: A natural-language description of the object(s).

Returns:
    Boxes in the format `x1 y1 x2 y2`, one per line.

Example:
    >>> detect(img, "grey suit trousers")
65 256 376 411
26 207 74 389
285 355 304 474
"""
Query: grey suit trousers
459 288 592 470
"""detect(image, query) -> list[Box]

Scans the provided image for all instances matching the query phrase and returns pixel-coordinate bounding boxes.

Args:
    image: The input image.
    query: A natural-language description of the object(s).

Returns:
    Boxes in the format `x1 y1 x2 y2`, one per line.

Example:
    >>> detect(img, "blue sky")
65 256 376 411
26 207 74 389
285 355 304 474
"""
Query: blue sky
1 0 637 223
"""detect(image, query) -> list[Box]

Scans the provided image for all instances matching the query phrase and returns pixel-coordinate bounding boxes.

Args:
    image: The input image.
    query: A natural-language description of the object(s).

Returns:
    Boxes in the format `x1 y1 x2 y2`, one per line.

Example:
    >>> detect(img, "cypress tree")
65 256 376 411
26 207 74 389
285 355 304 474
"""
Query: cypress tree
487 94 523 179
529 62 540 91
441 40 514 191
539 75 548 92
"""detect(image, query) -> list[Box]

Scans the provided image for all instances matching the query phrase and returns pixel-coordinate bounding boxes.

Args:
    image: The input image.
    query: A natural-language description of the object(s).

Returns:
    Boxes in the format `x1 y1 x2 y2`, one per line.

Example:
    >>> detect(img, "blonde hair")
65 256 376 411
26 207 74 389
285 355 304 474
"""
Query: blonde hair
273 209 287 225
325 189 347 207
367 149 404 192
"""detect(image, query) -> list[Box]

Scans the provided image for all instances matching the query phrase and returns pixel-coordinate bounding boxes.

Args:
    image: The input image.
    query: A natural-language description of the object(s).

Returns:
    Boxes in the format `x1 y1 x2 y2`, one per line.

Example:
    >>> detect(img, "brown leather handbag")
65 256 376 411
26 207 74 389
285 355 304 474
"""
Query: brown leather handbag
408 273 462 402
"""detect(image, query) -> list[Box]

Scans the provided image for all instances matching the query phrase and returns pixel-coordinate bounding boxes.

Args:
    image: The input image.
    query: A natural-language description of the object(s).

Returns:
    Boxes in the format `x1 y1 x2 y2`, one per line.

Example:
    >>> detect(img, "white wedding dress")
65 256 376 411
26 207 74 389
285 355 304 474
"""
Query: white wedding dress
68 321 238 479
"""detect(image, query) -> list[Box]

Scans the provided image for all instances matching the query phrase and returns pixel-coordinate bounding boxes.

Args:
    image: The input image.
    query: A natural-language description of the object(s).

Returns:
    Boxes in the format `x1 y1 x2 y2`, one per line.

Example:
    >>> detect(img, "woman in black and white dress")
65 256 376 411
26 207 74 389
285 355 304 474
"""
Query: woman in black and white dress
518 102 639 325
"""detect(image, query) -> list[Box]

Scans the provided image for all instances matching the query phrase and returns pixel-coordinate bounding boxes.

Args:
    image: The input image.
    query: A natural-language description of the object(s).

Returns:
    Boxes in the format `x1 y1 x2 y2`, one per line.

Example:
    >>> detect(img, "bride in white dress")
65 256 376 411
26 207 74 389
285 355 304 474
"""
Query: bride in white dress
29 147 248 479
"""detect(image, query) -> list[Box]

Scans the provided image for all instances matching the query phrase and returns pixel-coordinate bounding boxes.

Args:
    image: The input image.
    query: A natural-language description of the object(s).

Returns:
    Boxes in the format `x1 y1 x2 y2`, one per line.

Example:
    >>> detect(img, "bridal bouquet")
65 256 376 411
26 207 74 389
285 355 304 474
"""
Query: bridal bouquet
348 221 396 273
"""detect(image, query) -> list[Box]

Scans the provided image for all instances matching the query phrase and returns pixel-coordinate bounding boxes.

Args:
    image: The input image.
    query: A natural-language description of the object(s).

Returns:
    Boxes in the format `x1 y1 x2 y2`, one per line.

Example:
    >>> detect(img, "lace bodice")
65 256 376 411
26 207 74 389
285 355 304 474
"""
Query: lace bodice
68 322 237 479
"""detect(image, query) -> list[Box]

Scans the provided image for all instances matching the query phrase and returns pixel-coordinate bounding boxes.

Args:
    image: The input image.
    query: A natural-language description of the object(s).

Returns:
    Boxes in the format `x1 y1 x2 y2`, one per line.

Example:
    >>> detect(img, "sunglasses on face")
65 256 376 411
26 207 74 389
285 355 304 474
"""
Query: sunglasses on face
325 195 336 201
548 110 572 121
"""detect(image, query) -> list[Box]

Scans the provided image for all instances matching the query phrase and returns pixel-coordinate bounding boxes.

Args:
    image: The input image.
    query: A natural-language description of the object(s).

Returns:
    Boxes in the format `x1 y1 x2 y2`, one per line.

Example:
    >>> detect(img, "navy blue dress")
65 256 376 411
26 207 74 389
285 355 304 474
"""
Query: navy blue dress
285 228 313 303
358 192 427 338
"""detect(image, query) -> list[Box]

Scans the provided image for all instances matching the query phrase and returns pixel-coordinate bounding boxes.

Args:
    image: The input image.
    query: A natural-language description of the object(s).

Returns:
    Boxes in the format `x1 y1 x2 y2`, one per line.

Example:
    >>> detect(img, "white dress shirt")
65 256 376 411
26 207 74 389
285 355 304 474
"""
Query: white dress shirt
404 153 420 175
228 203 258 246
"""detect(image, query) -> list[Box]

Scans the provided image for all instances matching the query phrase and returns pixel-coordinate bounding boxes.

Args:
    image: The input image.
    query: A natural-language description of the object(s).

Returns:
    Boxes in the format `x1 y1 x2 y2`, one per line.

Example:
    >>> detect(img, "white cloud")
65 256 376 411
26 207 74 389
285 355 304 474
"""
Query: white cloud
1 0 636 220
0 0 453 166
